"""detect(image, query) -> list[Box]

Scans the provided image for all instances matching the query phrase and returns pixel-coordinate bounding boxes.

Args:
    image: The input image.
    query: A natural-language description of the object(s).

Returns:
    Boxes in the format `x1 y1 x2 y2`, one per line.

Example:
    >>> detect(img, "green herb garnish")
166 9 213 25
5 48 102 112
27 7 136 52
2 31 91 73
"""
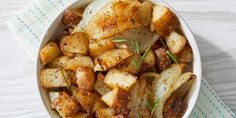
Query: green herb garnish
61 69 70 89
145 96 160 114
132 45 152 71
112 38 128 43
160 38 167 49
151 98 160 114
167 51 178 63
131 39 140 54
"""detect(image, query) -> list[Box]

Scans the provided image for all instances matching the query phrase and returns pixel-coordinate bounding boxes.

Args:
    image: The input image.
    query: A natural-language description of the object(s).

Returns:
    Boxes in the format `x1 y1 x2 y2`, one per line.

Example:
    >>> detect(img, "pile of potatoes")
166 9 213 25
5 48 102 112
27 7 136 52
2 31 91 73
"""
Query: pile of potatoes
39 0 194 118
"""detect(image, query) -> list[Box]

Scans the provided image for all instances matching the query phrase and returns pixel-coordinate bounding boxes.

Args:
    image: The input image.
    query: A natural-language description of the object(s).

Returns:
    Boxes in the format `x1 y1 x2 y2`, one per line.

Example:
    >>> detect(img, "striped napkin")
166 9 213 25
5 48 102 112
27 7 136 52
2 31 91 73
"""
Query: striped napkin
6 0 235 117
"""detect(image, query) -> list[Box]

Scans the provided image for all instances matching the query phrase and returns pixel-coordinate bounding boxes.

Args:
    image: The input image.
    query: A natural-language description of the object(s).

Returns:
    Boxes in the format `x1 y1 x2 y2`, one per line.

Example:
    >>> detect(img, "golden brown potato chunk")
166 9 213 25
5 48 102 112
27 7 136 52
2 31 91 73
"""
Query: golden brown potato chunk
40 68 68 88
68 112 93 118
96 49 133 71
101 88 130 115
92 98 107 113
76 66 95 92
40 41 61 65
94 73 112 96
165 31 187 54
60 32 89 55
52 91 80 118
116 55 141 75
96 108 114 118
64 56 94 71
104 68 137 91
89 38 115 57
63 9 82 27
152 5 178 37
178 45 193 63
46 56 70 68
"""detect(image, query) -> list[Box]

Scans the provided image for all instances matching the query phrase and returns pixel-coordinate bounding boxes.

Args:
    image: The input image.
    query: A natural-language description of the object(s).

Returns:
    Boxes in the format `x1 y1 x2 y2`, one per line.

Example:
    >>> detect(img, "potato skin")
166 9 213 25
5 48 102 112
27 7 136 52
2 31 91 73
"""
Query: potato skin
63 9 82 27
40 41 61 65
52 91 80 118
152 5 178 37
76 66 95 92
155 47 172 70
101 88 130 115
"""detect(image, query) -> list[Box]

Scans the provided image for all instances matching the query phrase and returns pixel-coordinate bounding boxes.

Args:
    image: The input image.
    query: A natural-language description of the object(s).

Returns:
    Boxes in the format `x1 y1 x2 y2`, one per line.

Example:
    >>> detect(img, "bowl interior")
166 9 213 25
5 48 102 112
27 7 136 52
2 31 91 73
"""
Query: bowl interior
36 0 202 117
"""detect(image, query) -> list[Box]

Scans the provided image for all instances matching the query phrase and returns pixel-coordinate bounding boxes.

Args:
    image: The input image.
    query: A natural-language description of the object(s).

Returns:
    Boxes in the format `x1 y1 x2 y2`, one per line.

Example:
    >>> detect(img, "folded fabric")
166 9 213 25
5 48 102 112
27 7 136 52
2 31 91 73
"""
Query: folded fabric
6 0 235 117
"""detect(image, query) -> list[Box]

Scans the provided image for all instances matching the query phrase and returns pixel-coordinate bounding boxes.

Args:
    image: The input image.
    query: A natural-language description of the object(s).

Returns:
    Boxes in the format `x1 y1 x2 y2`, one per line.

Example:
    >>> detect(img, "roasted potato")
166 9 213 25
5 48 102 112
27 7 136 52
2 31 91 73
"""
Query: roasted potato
89 38 115 57
92 98 107 113
143 50 155 67
135 1 152 26
52 91 80 118
96 108 114 118
73 90 100 113
178 45 193 63
82 0 150 39
94 73 112 96
49 91 60 109
63 9 82 27
165 31 187 54
76 66 95 92
101 87 129 115
40 68 68 88
104 68 137 90
46 56 70 68
96 49 133 71
65 56 94 71
155 47 172 70
60 36 75 57
116 55 141 75
60 32 89 55
40 41 61 65
69 113 93 118
152 5 178 37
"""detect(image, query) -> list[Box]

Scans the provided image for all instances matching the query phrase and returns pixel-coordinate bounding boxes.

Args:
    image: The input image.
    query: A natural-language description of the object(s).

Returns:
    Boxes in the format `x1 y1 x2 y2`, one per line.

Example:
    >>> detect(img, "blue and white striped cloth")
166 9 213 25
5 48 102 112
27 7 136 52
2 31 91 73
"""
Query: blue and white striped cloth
6 0 235 117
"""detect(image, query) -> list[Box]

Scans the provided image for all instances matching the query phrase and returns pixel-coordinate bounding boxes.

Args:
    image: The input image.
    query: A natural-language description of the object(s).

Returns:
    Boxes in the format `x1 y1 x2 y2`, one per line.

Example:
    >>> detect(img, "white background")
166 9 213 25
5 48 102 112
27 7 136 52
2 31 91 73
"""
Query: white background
0 0 236 117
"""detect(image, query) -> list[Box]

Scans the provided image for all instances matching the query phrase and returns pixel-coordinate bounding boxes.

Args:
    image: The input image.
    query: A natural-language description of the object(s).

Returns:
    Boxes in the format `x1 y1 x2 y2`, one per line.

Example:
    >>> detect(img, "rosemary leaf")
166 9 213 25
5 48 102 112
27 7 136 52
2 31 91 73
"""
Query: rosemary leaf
151 98 160 114
167 51 178 63
160 39 167 49
135 41 140 54
112 38 128 43
145 96 153 111
132 59 138 68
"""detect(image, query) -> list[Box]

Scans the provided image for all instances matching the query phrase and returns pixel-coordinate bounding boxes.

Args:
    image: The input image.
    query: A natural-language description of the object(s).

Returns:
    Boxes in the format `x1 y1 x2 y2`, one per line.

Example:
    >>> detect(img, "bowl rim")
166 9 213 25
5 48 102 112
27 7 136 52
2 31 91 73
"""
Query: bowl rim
35 0 202 117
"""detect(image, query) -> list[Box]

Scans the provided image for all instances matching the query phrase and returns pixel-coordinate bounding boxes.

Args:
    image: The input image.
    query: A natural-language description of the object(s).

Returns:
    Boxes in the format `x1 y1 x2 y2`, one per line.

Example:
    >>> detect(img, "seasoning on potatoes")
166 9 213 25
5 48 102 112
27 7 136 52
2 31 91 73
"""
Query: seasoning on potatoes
152 5 178 37
40 41 61 65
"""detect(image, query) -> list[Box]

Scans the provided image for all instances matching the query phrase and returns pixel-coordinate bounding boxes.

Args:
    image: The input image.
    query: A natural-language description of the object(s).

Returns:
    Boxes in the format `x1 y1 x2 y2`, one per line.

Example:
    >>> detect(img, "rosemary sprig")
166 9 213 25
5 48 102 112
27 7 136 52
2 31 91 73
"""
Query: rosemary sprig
131 39 140 54
145 96 160 114
112 38 128 43
132 45 152 71
160 38 167 49
167 51 178 63
151 98 160 114
61 69 70 89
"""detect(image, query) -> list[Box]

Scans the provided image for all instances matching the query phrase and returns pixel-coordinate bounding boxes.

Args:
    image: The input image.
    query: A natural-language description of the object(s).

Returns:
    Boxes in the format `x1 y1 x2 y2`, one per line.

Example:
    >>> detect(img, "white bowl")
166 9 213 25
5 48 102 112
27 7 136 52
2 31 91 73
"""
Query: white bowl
36 0 202 117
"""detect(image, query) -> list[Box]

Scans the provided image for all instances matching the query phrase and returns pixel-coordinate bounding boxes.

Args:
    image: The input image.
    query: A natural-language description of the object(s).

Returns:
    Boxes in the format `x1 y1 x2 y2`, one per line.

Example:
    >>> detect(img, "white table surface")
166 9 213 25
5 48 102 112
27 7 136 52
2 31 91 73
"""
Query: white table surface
0 0 236 117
